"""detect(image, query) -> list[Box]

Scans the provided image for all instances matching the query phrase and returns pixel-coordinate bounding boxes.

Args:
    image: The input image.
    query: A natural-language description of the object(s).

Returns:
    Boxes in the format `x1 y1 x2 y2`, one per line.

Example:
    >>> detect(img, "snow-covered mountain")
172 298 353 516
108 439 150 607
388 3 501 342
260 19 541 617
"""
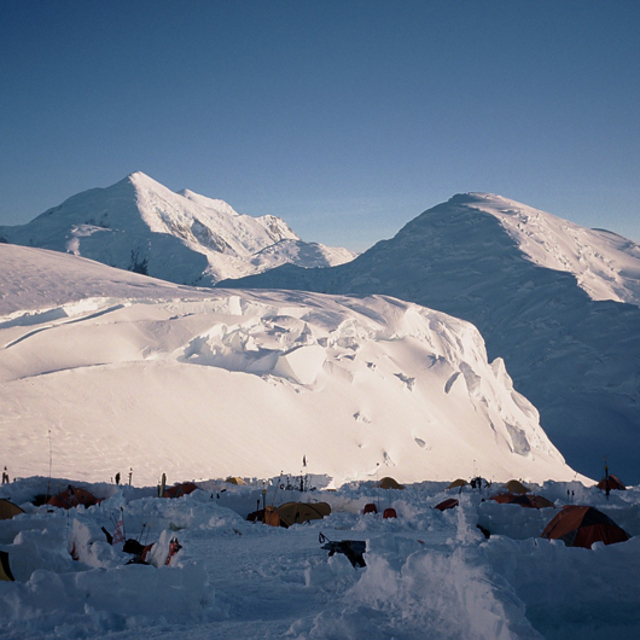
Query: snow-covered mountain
0 172 356 286
0 243 579 487
222 193 640 484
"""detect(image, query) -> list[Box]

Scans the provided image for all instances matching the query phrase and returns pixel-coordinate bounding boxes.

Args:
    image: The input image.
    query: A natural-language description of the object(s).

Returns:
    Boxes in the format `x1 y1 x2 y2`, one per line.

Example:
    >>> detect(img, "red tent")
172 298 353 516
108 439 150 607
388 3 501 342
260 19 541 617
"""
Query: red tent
163 482 198 498
541 505 629 548
434 498 459 511
491 493 555 509
47 487 100 509
596 475 626 491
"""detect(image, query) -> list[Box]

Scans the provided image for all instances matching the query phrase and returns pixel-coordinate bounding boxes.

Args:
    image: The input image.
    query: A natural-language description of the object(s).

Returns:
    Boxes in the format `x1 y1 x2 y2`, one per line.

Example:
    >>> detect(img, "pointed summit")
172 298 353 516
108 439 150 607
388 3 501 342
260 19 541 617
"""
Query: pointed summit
0 173 357 286
127 169 154 182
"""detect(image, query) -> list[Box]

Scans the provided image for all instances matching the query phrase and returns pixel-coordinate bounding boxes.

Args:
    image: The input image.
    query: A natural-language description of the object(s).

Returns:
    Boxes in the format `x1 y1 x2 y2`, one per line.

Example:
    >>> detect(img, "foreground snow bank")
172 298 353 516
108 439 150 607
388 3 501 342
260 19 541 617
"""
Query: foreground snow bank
2 561 210 637
0 476 638 640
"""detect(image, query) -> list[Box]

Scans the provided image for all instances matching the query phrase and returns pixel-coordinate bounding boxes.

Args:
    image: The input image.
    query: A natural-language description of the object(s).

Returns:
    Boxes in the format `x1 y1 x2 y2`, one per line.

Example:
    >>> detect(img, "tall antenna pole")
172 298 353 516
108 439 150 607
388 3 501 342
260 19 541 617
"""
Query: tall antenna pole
46 429 53 500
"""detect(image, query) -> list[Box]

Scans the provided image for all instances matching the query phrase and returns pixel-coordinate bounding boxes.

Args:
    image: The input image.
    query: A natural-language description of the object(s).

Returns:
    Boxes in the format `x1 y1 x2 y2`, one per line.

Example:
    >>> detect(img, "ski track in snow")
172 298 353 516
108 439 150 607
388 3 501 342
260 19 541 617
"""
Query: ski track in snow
3 305 126 349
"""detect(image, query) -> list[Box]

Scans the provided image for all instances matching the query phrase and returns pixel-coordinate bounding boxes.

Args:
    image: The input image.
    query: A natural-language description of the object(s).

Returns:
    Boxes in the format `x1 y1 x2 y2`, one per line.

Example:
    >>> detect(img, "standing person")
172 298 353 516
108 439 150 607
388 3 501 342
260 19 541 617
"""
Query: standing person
1 467 8 484
115 472 121 485
160 472 167 497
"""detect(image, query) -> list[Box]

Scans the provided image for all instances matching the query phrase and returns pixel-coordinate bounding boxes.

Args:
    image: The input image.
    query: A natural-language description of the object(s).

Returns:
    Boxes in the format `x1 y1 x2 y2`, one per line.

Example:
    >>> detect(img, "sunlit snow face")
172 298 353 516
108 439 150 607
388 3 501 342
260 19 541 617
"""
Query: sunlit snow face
0 243 574 488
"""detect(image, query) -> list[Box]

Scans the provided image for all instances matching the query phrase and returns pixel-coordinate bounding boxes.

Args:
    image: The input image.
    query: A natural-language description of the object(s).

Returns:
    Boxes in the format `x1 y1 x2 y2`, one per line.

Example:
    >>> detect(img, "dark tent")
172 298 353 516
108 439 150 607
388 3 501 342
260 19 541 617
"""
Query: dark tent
541 505 630 548
434 498 459 511
597 475 626 491
491 493 555 509
163 482 198 498
0 551 14 582
47 487 100 509
0 498 25 520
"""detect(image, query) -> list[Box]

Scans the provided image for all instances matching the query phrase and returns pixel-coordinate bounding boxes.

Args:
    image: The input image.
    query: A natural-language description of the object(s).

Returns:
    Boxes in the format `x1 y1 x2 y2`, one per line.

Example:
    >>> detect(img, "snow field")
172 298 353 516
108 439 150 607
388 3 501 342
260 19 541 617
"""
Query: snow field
0 275 577 486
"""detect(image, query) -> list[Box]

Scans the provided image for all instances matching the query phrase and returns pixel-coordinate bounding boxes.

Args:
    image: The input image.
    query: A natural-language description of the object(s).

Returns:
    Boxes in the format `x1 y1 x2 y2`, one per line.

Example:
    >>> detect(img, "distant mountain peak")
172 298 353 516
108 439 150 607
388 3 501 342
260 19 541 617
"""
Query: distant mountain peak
0 173 357 286
126 170 165 187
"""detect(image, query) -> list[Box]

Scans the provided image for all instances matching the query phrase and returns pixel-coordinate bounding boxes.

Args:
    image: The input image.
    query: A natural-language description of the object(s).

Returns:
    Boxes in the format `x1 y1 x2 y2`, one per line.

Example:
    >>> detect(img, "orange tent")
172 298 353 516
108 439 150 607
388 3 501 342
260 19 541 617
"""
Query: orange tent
262 502 331 528
377 477 404 490
446 479 467 490
225 476 247 486
47 487 100 509
276 501 331 527
541 505 629 548
505 480 529 495
491 493 554 509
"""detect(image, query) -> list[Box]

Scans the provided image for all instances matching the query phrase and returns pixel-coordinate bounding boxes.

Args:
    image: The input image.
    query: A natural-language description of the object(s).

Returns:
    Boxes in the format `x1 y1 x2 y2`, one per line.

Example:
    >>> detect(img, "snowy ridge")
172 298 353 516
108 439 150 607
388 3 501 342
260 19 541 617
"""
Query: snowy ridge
461 193 640 307
0 243 577 487
0 172 357 286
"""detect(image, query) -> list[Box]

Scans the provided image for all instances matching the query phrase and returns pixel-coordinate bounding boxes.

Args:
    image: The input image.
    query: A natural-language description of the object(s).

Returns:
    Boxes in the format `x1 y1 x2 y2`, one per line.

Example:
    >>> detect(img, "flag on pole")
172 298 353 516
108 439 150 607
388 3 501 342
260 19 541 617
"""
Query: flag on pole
113 519 125 544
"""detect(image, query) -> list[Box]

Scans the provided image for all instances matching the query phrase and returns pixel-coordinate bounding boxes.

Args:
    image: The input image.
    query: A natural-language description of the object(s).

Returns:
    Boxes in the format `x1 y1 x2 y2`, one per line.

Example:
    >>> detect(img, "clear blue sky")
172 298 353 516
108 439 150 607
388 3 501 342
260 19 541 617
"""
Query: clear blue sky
1 1 639 252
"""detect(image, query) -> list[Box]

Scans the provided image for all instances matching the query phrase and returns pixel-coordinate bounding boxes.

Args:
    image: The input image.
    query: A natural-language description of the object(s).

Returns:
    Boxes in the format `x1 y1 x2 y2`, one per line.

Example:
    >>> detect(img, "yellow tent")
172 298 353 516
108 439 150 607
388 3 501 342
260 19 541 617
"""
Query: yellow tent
264 505 280 527
225 476 248 486
446 479 467 490
377 477 404 490
265 502 332 528
0 499 24 521
505 480 529 495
